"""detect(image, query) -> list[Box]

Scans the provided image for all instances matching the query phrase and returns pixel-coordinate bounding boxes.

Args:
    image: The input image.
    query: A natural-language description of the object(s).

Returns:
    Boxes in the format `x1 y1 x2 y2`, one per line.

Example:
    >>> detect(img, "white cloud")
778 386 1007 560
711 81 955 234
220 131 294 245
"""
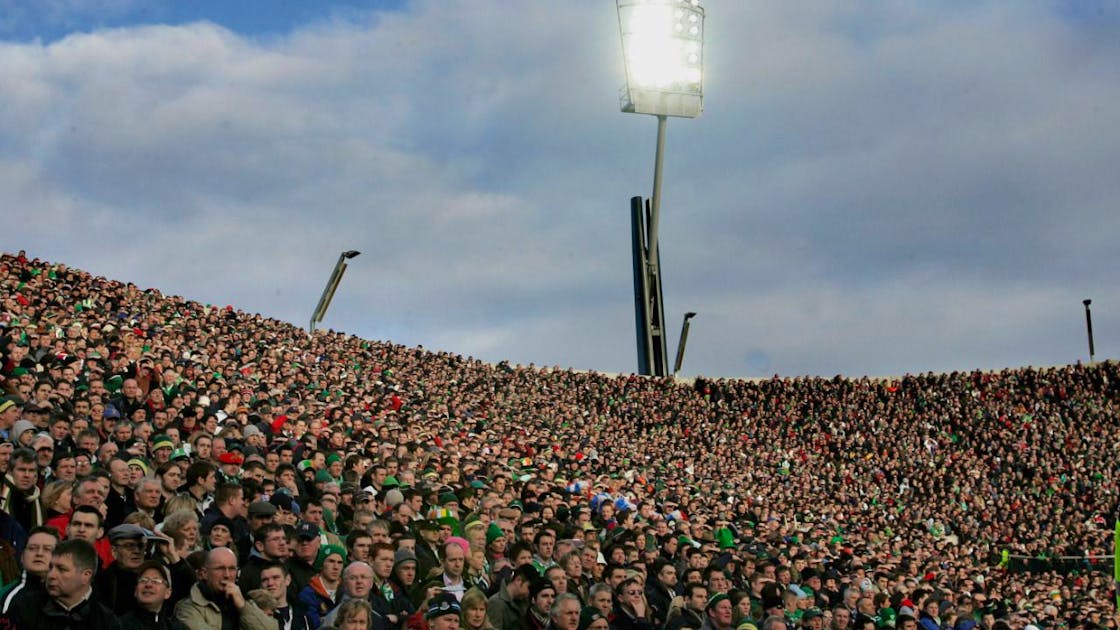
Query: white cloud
1 1 1117 377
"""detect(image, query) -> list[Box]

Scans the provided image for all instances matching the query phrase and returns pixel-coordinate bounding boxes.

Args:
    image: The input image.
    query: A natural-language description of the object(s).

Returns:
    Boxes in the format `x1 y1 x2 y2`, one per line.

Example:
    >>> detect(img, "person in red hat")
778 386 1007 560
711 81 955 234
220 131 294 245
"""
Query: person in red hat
218 451 243 482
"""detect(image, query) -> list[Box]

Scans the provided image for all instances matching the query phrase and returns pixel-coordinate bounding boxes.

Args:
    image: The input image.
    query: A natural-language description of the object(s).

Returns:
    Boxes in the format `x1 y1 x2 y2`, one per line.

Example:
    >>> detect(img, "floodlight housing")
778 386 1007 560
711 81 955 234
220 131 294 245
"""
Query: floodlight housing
618 0 705 118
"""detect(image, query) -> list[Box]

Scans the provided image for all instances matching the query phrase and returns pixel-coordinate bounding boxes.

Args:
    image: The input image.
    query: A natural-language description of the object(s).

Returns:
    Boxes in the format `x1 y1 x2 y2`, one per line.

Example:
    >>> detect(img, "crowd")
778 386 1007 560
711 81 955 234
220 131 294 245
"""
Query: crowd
0 249 1116 630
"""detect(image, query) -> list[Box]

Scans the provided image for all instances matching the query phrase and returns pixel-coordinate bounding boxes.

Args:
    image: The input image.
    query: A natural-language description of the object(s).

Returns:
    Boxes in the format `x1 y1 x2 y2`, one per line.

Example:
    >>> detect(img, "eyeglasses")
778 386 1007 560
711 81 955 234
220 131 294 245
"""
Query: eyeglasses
138 577 167 586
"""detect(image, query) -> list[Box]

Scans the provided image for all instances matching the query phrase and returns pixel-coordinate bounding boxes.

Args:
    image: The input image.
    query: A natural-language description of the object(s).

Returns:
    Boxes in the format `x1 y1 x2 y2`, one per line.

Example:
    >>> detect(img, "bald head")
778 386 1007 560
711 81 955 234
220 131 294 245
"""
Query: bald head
343 561 374 598
204 547 239 591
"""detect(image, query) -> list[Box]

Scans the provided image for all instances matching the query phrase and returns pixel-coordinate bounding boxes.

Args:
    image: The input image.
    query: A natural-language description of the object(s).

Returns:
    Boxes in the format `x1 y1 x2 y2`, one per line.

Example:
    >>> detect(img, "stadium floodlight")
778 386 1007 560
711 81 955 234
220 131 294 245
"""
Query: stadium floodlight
619 0 705 376
309 250 361 335
1083 299 1095 364
618 0 705 119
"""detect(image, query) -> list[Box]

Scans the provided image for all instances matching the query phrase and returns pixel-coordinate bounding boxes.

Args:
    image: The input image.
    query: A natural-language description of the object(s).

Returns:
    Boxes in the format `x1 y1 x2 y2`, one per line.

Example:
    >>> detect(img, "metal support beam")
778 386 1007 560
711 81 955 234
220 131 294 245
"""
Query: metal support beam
1083 299 1095 364
310 251 360 335
673 312 697 376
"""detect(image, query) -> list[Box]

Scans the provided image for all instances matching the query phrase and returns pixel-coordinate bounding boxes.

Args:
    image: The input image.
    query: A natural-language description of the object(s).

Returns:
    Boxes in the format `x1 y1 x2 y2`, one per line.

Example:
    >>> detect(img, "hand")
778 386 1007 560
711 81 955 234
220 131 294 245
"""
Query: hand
224 581 245 610
152 533 179 564
670 596 684 610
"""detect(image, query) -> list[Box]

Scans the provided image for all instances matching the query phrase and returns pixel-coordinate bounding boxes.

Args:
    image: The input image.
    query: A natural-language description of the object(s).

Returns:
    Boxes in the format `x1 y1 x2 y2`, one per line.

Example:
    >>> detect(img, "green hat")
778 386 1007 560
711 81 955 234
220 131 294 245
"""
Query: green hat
326 453 342 465
315 469 333 484
437 516 461 537
151 435 174 452
383 475 400 488
715 527 736 550
297 460 314 472
315 544 347 571
105 375 123 393
486 522 505 546
706 592 729 611
439 492 458 506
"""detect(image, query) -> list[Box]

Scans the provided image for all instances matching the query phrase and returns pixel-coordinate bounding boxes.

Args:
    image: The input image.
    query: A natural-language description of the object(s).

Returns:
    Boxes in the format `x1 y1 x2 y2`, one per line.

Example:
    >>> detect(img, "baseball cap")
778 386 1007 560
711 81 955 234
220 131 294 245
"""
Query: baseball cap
270 492 300 514
295 521 320 540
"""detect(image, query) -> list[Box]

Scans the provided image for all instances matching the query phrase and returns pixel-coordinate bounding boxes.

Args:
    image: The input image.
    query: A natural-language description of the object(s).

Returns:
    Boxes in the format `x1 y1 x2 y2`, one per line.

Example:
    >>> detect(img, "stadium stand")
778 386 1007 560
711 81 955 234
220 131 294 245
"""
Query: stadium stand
0 249 1117 629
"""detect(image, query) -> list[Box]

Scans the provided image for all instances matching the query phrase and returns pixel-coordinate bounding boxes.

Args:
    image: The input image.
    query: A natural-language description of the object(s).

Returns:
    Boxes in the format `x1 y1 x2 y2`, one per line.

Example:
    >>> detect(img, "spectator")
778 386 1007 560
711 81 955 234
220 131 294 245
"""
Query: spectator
0 538 120 629
322 561 375 628
174 547 275 629
487 564 535 630
334 597 375 630
259 561 313 630
460 586 494 630
241 522 290 593
0 448 42 532
0 526 56 613
551 593 581 630
299 544 346 628
119 559 188 630
426 592 462 630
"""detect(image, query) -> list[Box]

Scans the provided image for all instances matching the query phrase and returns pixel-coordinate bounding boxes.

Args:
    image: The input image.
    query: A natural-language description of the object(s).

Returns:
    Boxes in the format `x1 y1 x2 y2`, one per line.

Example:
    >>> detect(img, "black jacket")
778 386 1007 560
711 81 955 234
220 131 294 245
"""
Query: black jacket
119 607 189 630
273 601 313 630
0 586 122 630
644 581 676 627
94 556 195 614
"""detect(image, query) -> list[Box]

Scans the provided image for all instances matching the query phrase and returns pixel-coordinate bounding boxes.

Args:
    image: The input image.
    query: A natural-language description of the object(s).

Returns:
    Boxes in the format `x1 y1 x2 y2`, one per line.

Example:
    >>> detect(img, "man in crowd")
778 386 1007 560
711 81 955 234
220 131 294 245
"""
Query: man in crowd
240 522 290 593
258 560 311 630
174 547 275 629
66 504 111 567
487 564 535 629
426 592 461 630
119 560 185 629
288 521 320 597
704 593 734 630
0 539 120 629
321 560 374 628
666 582 708 630
550 593 581 630
0 526 56 613
0 448 42 532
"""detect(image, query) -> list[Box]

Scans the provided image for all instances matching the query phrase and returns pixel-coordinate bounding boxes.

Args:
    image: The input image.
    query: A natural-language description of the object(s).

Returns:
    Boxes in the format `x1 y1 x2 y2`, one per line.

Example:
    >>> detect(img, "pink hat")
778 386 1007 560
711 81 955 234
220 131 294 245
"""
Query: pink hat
445 536 470 554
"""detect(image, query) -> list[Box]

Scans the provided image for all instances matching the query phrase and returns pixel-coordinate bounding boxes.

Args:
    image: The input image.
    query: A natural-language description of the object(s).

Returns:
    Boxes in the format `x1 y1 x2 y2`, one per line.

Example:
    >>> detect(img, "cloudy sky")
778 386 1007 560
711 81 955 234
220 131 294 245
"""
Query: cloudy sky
3 0 1117 378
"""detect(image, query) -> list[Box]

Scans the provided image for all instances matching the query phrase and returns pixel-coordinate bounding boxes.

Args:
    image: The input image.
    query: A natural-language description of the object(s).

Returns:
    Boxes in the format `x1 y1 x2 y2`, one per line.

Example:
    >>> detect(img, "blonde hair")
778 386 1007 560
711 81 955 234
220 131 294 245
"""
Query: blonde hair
124 511 156 531
40 479 71 514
